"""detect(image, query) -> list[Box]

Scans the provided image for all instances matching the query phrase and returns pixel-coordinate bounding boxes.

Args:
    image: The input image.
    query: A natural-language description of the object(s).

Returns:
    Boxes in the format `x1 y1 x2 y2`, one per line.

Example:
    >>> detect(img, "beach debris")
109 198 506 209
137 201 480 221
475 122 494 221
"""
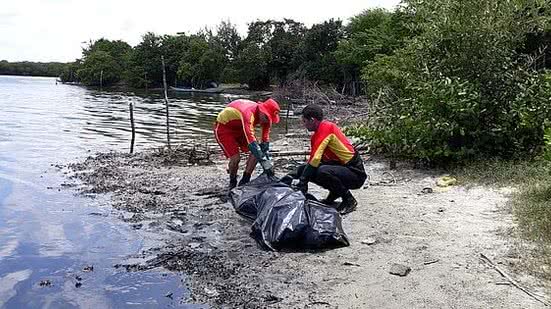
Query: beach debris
389 263 411 276
361 237 378 245
436 176 457 187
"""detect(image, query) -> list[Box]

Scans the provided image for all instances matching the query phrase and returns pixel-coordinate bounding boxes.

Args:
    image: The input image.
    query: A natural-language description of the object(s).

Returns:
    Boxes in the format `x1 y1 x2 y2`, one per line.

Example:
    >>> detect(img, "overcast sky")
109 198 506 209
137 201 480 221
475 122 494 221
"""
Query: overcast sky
0 0 401 63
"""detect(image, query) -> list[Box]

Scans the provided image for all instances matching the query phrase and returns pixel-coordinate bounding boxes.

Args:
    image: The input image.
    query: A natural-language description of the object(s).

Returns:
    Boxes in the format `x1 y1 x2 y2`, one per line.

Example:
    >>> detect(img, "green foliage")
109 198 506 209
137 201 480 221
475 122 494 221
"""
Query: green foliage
351 0 551 163
235 42 270 89
335 8 413 87
295 19 344 84
125 32 163 88
0 60 67 77
77 38 131 86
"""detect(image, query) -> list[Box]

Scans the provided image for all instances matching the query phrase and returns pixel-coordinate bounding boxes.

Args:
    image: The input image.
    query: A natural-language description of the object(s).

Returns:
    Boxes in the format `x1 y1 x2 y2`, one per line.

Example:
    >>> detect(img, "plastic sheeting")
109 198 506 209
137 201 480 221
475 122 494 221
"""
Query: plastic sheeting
230 175 350 251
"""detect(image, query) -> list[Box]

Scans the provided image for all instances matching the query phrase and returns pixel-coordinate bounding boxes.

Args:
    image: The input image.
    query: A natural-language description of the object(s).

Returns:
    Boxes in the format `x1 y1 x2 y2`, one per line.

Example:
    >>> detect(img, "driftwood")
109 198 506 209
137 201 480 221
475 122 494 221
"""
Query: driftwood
270 145 369 157
129 102 136 154
480 253 549 306
161 55 171 149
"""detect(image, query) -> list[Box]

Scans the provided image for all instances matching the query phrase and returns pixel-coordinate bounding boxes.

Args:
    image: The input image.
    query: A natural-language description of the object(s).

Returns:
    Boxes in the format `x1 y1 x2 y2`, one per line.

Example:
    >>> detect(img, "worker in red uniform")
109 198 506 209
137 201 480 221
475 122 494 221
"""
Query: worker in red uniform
214 98 281 189
283 104 367 214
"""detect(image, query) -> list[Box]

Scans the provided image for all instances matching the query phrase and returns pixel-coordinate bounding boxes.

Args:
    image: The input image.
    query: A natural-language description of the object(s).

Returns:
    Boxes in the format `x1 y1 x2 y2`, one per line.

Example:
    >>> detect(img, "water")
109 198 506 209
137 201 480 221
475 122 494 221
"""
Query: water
0 75 272 308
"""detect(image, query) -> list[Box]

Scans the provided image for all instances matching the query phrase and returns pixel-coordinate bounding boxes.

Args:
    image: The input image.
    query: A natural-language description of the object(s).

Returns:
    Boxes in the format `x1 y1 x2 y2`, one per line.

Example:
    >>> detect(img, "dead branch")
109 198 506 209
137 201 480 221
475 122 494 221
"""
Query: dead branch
480 253 549 306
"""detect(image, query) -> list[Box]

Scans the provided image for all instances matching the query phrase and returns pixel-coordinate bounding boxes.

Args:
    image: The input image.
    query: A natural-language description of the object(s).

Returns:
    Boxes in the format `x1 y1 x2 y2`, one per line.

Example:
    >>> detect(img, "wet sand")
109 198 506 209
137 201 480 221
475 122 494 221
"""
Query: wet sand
61 132 549 308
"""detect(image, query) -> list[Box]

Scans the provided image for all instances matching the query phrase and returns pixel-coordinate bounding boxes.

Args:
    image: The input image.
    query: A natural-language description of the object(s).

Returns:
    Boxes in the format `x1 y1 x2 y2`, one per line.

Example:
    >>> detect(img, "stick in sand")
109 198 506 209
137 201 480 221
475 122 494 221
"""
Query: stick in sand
480 253 549 306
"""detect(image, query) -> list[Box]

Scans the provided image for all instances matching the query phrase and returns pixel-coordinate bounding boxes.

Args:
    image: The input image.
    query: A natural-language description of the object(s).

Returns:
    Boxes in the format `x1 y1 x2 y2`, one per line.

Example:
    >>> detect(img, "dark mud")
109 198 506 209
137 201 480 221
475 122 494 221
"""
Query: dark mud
63 146 316 308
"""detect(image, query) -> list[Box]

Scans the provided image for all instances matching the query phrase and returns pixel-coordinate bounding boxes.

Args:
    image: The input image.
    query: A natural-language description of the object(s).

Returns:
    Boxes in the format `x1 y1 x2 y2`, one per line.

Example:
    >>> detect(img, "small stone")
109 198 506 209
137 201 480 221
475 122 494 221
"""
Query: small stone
39 280 52 287
361 237 378 245
204 287 219 297
389 263 411 276
421 187 433 194
75 282 82 288
83 265 94 272
438 207 445 213
189 242 201 249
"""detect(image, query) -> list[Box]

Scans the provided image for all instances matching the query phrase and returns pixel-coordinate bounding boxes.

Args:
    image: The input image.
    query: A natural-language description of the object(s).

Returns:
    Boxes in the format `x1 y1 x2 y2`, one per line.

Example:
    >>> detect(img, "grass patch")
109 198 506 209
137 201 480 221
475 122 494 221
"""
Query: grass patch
452 159 551 186
452 159 551 279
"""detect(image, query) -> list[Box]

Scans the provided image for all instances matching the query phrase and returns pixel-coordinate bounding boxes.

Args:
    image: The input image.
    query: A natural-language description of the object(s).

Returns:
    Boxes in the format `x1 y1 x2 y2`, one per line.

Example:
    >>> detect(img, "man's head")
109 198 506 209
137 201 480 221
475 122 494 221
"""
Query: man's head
301 104 323 132
258 98 281 125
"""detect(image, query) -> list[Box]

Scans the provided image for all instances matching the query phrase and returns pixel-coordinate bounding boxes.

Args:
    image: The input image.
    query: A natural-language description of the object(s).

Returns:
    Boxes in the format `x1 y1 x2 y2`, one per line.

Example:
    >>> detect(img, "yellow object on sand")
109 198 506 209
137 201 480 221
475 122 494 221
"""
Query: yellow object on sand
436 176 457 187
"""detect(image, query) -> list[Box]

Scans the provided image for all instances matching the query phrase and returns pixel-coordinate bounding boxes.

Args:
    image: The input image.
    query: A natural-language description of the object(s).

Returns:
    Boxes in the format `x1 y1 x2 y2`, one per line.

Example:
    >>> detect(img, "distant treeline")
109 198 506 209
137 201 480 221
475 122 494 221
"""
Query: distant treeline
59 10 417 92
0 60 67 77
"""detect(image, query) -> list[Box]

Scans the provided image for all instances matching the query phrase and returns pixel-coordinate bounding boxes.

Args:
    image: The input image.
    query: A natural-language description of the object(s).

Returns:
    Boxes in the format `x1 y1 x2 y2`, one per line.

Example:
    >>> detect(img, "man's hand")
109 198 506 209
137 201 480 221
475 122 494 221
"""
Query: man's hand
294 179 308 194
260 159 273 172
260 142 270 159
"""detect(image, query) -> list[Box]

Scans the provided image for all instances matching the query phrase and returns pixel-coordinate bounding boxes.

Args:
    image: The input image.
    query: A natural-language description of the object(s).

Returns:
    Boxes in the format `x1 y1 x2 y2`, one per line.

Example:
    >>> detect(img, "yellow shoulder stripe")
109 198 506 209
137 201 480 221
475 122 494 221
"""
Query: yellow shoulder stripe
310 134 333 167
216 107 242 124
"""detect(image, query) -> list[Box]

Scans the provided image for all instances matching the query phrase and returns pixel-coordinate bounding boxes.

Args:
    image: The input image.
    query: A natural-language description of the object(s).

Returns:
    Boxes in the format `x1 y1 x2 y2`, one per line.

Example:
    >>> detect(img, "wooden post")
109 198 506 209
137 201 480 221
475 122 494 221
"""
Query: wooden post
144 71 148 92
129 102 136 154
100 69 103 90
161 56 171 149
285 99 291 134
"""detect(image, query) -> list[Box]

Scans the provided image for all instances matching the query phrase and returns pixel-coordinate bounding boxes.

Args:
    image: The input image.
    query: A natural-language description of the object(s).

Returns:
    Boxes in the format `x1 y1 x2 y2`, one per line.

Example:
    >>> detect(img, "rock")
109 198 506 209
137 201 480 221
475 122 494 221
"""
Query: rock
438 207 445 213
75 282 82 288
361 237 378 245
39 280 52 287
204 287 219 297
421 187 433 194
389 263 411 276
83 265 94 272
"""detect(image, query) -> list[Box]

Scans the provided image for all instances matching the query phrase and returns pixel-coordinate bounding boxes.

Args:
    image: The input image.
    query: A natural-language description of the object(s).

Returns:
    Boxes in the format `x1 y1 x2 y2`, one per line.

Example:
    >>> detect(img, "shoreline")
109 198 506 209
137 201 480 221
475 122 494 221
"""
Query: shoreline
61 129 549 307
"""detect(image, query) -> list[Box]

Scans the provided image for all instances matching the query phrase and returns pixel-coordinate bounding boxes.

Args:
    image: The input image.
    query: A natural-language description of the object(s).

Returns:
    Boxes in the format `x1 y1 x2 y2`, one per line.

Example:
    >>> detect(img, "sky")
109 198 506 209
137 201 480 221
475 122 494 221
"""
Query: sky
0 0 401 63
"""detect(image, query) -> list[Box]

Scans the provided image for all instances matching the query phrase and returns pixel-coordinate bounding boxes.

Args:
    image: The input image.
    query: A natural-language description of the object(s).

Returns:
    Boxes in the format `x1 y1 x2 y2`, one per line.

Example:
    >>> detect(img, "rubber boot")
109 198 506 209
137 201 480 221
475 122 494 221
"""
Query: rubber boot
321 191 339 206
229 174 238 189
337 191 357 215
238 172 251 186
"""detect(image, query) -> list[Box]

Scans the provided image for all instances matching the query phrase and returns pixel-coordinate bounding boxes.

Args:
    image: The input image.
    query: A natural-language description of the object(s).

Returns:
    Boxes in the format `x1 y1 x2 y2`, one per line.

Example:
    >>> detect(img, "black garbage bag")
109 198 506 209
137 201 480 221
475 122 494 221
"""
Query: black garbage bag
229 175 287 220
229 175 349 251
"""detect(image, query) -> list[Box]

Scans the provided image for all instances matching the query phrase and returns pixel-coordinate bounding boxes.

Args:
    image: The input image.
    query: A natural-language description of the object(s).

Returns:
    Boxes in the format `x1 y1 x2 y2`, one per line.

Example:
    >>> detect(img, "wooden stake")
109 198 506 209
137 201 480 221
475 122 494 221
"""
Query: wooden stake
285 99 291 134
480 253 549 306
161 55 171 149
129 102 136 154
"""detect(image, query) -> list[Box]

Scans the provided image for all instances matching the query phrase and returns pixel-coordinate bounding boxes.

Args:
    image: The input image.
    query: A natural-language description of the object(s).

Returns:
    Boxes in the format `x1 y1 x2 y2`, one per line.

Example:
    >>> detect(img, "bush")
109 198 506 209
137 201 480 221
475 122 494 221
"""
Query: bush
350 0 551 163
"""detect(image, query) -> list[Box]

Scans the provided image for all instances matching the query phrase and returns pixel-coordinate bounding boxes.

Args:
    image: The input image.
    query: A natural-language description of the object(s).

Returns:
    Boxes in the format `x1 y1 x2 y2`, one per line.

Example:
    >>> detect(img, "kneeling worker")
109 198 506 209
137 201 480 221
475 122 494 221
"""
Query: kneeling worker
286 104 367 214
214 98 281 189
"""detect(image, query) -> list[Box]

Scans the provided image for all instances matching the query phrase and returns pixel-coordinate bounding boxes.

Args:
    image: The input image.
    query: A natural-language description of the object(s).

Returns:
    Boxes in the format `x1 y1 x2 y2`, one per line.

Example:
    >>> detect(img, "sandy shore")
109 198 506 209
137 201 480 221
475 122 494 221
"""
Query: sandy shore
61 128 549 308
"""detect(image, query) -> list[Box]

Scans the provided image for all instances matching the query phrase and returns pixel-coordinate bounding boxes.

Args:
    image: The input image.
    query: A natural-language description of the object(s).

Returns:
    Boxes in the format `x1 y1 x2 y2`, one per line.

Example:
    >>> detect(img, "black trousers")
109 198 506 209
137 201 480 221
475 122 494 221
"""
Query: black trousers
291 154 367 197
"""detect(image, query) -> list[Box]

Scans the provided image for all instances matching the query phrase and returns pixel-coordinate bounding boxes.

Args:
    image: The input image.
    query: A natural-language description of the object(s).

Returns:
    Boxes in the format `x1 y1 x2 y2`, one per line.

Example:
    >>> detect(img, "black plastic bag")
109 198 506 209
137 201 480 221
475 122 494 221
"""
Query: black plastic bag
230 175 349 251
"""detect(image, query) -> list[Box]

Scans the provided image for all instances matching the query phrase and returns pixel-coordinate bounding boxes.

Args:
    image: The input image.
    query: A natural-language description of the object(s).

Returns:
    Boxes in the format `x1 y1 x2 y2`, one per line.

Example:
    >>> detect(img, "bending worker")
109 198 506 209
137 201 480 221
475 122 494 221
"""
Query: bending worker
214 98 281 189
284 104 367 214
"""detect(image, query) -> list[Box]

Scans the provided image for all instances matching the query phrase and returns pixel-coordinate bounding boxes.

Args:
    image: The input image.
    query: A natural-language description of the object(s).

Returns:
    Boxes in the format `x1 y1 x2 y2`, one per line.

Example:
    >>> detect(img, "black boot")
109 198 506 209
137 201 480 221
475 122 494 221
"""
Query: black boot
337 191 357 215
238 172 251 186
229 174 238 189
321 191 339 206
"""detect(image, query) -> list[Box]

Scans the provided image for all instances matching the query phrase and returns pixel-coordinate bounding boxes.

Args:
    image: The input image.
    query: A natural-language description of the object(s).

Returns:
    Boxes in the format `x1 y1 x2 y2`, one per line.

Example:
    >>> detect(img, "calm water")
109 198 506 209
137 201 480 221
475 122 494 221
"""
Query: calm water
0 75 272 308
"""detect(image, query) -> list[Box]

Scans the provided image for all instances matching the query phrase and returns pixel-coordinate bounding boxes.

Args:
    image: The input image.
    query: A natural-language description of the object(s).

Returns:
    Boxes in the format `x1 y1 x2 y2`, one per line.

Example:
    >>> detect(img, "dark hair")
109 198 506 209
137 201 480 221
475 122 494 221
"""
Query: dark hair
301 104 324 121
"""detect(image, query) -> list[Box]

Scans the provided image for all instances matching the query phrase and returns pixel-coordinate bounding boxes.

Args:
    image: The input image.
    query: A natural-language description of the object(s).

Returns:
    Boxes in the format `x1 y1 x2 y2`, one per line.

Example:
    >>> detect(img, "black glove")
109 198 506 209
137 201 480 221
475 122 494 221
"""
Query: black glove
260 142 271 159
294 179 308 194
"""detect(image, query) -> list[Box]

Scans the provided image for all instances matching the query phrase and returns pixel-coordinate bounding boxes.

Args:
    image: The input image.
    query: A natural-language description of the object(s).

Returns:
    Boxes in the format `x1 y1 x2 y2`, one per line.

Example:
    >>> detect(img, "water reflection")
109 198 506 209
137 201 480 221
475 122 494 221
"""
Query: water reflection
1 75 249 308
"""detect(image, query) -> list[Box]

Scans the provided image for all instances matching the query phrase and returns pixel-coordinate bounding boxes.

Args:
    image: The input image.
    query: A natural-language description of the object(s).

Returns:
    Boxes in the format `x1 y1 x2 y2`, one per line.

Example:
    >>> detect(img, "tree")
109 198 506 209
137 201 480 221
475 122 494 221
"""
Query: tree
77 51 120 86
77 38 131 86
268 19 306 85
295 19 344 84
235 42 270 89
353 0 551 162
125 32 163 88
335 8 413 91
